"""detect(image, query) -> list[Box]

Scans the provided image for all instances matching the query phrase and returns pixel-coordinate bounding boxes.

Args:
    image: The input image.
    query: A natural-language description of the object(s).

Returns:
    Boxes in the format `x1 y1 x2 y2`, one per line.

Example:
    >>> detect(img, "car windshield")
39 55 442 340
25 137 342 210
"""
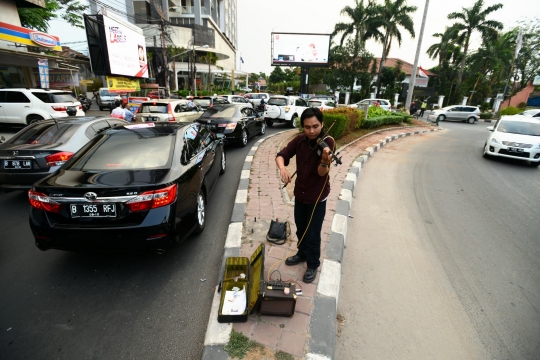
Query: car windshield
140 104 168 113
193 99 211 107
308 101 322 107
100 89 115 96
268 98 287 106
70 131 174 170
497 120 540 136
7 122 77 145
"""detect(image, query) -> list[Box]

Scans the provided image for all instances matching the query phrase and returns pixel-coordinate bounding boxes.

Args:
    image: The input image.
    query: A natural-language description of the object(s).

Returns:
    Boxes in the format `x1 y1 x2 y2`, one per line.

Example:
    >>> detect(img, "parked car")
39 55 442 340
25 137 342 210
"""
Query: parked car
28 122 226 252
520 109 540 118
96 88 118 111
308 95 334 101
192 96 230 110
428 105 480 124
264 95 308 127
135 99 203 123
483 115 540 167
0 88 84 125
196 104 265 147
348 98 392 111
219 95 253 108
308 99 337 110
244 93 270 107
0 117 128 189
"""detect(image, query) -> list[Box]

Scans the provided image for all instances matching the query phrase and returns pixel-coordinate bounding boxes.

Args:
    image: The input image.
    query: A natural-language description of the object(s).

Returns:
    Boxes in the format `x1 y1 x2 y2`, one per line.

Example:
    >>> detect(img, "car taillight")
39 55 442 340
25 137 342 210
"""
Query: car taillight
126 184 177 212
52 106 66 112
167 103 175 121
218 123 236 130
45 151 74 167
28 190 63 213
78 105 82 110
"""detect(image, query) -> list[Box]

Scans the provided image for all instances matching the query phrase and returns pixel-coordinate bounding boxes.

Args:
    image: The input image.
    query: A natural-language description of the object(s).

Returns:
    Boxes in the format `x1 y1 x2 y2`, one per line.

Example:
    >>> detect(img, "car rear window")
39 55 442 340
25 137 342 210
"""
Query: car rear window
308 101 322 107
194 99 211 107
268 98 287 106
32 92 76 103
70 132 174 170
497 120 540 136
140 103 168 113
8 122 78 145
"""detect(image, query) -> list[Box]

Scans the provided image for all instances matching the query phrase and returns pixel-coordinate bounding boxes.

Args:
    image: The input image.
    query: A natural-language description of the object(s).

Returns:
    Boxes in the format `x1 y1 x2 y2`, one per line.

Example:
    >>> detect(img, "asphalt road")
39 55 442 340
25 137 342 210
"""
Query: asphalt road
337 120 540 359
0 108 286 359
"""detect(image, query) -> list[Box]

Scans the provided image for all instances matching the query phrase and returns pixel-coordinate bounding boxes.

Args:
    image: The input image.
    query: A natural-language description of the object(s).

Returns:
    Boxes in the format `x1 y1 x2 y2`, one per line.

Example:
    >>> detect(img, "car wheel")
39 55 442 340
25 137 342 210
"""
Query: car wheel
290 114 298 128
468 117 476 124
219 148 226 175
193 190 206 235
27 115 43 125
438 115 445 122
240 128 248 147
266 119 274 127
259 121 266 135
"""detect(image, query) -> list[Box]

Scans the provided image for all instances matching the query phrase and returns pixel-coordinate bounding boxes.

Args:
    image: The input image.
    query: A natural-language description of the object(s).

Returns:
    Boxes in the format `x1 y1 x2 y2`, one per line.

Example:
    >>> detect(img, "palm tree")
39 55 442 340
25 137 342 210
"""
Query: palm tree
375 0 417 97
426 26 459 69
447 0 503 93
200 52 219 92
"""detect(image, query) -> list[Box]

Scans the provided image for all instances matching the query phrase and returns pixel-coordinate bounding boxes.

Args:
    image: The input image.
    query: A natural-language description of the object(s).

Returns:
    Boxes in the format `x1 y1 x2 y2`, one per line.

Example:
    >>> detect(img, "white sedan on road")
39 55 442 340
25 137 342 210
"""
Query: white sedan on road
483 115 540 167
348 98 392 111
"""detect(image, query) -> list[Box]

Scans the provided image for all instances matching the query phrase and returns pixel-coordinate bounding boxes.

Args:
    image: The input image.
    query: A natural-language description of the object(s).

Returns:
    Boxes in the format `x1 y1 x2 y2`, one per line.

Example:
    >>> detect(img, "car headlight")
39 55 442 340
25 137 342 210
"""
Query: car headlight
491 137 501 144
285 106 290 113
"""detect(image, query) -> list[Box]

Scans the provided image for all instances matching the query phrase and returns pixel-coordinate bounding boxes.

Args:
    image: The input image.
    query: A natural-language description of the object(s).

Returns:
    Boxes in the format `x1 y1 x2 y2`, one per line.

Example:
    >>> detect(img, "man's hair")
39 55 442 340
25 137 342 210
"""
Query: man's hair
300 107 323 127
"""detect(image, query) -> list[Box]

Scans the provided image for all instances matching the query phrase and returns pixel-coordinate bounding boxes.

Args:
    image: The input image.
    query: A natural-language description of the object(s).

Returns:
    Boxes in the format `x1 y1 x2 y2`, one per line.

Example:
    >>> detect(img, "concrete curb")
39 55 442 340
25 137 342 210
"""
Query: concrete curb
201 130 294 360
201 127 442 360
305 127 442 359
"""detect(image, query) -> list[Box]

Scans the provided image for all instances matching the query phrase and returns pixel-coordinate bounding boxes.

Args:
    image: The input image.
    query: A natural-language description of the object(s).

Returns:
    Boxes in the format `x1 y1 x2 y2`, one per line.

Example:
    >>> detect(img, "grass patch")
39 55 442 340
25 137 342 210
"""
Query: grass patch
224 331 262 359
275 350 295 360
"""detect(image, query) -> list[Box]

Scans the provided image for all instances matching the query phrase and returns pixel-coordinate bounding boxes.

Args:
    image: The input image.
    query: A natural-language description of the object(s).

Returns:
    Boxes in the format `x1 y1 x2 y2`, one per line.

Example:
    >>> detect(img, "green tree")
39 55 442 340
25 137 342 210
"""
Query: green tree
200 52 220 92
515 19 540 91
447 0 503 94
329 39 374 95
258 72 267 80
269 67 286 84
18 0 88 32
374 0 417 97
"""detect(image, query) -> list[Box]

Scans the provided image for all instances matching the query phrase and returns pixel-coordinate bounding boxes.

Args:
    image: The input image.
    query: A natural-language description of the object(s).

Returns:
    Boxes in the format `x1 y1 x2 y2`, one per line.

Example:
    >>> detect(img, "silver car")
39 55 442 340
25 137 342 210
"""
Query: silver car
135 99 203 123
428 105 480 124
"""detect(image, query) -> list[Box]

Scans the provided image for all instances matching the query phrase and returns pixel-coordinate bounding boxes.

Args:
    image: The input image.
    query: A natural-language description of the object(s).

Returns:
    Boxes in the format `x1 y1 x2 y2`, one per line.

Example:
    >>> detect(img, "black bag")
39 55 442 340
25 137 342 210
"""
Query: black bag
266 219 290 245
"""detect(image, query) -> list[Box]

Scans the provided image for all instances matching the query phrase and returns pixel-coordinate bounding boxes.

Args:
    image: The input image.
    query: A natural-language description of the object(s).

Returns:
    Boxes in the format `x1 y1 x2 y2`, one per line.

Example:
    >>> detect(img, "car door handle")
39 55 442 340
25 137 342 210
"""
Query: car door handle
24 106 30 108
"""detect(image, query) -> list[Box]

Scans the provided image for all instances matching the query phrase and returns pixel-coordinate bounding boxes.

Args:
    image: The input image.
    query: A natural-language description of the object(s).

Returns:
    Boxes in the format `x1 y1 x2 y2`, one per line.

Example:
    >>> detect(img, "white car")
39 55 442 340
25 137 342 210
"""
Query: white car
308 99 337 110
244 93 270 107
219 95 253 108
264 95 308 127
483 115 540 167
135 99 203 123
428 105 480 124
520 109 540 118
0 88 84 125
349 98 392 111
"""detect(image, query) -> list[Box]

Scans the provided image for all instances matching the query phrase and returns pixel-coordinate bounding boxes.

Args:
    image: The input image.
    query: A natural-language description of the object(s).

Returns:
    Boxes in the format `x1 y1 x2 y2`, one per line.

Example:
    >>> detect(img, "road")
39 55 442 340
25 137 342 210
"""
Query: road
337 121 540 360
0 107 285 359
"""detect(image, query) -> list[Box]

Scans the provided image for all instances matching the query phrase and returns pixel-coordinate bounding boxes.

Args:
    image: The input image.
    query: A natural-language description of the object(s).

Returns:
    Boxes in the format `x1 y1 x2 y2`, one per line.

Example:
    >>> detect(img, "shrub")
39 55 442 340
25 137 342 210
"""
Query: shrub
517 102 527 109
367 105 391 117
324 107 363 131
361 115 406 129
480 112 493 119
500 106 521 116
322 112 348 139
480 102 491 112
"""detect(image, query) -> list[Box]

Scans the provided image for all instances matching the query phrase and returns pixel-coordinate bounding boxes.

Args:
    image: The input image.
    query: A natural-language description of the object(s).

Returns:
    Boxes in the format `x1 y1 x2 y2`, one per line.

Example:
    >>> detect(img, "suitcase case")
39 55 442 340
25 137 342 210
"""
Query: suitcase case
217 243 265 323
259 283 297 317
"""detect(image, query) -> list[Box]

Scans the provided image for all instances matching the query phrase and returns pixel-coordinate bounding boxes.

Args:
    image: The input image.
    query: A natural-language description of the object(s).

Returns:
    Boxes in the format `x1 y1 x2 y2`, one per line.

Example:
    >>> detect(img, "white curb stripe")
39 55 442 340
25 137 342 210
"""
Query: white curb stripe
240 170 250 179
204 290 232 346
317 259 341 303
251 146 259 151
331 214 348 242
306 354 332 360
365 147 374 155
345 172 357 187
351 161 362 169
339 189 353 204
245 155 253 162
235 189 247 203
224 222 243 248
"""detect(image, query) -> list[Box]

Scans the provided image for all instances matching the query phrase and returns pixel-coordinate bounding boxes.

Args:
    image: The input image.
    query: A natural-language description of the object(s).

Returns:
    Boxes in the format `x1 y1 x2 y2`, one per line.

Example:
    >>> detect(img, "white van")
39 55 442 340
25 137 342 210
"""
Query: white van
96 88 119 111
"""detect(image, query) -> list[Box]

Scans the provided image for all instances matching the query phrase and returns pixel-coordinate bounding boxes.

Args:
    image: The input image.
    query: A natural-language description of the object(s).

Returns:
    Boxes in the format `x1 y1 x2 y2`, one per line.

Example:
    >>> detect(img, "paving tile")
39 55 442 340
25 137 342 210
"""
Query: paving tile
268 245 289 260
283 312 310 334
277 330 306 358
295 296 313 315
298 282 316 298
233 318 257 338
251 321 282 348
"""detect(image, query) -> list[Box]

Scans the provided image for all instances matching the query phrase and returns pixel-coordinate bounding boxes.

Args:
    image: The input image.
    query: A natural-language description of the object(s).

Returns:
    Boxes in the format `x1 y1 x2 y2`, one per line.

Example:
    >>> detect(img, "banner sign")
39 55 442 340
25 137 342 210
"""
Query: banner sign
35 70 79 87
533 75 540 86
126 96 148 113
37 59 49 89
106 76 140 93
0 21 61 51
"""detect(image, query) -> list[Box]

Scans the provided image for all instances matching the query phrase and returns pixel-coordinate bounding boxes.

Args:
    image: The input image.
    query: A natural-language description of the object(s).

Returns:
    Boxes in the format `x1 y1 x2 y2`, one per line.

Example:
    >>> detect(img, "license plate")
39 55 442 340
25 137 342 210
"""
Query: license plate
507 147 524 153
4 160 32 169
143 117 158 122
70 203 117 218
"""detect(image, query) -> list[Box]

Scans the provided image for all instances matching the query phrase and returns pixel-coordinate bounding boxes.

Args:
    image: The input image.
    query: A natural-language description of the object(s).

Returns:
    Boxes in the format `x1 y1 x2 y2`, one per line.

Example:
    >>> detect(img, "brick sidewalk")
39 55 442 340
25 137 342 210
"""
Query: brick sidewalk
233 125 436 359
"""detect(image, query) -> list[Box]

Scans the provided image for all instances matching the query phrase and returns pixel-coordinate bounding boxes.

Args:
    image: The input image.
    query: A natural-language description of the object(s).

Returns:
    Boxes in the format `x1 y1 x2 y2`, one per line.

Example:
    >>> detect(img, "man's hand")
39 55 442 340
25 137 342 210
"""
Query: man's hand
321 147 332 165
279 167 292 185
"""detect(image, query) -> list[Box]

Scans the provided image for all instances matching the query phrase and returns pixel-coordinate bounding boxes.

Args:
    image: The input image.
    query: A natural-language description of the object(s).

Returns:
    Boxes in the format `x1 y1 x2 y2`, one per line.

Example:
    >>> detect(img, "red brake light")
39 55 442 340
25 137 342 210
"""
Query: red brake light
167 103 175 122
28 190 63 213
126 184 177 212
52 106 66 112
45 151 74 167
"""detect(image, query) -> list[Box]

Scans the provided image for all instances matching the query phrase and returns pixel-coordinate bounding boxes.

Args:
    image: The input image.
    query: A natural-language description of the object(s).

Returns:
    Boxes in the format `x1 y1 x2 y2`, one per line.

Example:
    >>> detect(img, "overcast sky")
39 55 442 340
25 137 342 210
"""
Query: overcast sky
48 0 539 76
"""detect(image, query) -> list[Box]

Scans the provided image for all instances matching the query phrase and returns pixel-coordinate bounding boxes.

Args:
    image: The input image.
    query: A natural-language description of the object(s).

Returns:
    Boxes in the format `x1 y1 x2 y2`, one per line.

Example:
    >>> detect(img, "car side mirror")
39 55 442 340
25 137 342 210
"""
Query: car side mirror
0 136 5 144
487 126 494 131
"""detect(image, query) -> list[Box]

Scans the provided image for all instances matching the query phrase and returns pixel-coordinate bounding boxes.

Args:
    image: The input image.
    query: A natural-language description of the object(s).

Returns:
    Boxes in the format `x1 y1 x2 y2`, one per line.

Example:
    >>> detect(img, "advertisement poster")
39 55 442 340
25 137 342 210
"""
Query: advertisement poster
102 13 148 78
272 33 331 66
37 59 49 89
34 71 80 88
106 76 140 93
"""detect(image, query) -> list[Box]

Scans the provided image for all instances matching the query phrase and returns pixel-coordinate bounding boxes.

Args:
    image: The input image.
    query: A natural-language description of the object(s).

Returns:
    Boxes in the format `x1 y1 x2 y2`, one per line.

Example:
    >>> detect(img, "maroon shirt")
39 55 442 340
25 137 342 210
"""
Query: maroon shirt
277 134 335 204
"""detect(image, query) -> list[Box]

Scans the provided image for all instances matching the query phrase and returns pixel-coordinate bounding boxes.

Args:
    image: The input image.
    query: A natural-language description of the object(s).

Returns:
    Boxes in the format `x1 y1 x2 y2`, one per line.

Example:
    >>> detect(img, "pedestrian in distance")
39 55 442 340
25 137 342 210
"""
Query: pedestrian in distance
276 107 335 283
410 101 417 118
420 100 427 117
122 103 135 122
186 96 197 111
110 100 125 119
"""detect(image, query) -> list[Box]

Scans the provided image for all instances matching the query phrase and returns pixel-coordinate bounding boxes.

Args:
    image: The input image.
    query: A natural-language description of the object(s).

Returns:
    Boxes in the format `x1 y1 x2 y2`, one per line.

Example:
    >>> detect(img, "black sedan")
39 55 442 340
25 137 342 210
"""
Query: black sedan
0 117 128 189
29 122 226 252
196 104 266 147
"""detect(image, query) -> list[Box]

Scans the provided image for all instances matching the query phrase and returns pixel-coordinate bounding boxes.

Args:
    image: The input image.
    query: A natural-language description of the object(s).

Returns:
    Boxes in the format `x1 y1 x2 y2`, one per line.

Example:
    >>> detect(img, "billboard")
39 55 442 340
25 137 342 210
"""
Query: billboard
102 13 148 78
271 33 331 67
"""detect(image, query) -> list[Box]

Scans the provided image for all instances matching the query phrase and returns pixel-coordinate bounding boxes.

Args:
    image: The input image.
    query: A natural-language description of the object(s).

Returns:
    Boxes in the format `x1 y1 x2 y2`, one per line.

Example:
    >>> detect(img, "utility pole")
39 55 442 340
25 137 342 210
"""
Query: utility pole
160 19 169 95
405 0 430 110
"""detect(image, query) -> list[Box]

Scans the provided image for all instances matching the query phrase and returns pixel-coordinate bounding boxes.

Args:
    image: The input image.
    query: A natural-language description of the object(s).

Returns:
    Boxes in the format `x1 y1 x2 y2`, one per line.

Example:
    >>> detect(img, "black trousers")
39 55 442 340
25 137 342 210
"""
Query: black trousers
294 199 327 269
